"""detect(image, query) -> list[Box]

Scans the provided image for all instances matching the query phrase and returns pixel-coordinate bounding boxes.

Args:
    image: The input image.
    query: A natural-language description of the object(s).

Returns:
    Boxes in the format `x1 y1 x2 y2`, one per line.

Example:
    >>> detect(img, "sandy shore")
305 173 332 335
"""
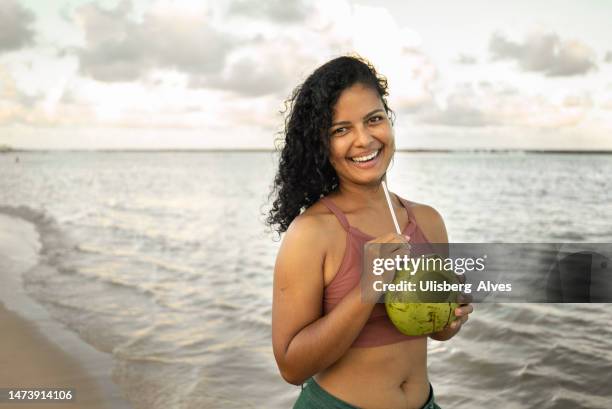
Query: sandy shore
0 303 110 409
0 212 132 409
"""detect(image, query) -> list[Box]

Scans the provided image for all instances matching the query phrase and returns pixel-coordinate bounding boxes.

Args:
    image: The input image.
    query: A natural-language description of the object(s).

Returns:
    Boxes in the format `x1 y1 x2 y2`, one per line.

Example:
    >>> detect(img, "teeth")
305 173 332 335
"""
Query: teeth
351 150 379 162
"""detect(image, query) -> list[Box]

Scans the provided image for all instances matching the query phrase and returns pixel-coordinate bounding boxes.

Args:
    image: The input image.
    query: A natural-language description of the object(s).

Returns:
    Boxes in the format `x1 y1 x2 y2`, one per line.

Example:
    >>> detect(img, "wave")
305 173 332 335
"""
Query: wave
0 204 82 266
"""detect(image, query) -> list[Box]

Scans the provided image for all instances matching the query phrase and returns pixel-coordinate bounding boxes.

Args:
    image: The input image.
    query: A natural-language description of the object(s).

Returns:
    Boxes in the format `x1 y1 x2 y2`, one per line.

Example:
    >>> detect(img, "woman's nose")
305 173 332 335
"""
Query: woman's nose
353 123 374 146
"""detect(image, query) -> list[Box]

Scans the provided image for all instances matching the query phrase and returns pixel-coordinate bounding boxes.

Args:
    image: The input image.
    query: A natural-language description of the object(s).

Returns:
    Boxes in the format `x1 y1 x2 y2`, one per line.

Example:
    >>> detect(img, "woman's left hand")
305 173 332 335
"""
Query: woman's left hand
450 292 473 331
429 291 474 341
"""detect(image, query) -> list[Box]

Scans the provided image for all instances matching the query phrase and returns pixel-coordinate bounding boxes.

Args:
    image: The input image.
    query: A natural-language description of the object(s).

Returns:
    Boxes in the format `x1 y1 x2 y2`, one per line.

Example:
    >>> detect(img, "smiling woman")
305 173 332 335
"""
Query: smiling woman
327 85 392 178
266 55 472 409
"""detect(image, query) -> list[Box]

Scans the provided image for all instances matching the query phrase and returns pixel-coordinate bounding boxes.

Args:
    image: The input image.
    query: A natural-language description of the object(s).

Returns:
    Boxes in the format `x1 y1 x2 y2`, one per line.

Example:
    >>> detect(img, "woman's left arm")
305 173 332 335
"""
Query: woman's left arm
410 203 474 342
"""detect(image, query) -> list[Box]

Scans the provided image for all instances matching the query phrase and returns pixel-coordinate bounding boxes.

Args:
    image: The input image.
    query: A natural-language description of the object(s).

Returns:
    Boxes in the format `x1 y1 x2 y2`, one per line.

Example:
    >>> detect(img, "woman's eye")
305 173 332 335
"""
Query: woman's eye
369 116 382 123
332 127 347 135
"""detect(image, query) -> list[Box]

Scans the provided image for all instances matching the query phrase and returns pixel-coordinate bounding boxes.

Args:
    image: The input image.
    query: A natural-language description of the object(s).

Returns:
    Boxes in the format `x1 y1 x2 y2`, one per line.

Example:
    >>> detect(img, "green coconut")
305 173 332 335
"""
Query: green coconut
385 253 460 336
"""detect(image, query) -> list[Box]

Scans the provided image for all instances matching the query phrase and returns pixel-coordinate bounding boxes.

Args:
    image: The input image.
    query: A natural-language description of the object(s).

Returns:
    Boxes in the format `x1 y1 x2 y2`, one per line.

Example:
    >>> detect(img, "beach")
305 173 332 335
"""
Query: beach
0 151 610 408
0 213 132 409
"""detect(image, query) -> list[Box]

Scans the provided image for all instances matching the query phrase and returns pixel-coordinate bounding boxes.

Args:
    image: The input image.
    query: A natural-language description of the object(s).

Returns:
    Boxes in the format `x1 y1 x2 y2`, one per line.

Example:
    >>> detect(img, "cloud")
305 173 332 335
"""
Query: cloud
2 0 443 132
12 0 442 127
0 65 95 126
602 100 612 111
416 82 592 128
455 53 477 65
69 0 313 97
66 0 441 102
0 66 37 107
0 0 36 51
191 37 318 97
388 48 437 112
416 83 501 127
303 4 437 113
71 1 234 82
227 0 311 22
562 93 593 109
489 30 597 76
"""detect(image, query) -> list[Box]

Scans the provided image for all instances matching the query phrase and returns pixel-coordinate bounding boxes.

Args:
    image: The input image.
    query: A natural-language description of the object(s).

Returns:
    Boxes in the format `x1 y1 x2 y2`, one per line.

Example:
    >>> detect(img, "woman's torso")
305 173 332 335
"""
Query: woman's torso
308 193 435 409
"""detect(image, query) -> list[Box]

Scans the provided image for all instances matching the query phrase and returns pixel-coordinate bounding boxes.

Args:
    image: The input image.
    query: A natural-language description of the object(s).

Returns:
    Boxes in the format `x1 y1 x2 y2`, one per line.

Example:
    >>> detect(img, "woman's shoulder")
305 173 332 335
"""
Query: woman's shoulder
401 197 442 218
399 197 448 243
284 199 342 244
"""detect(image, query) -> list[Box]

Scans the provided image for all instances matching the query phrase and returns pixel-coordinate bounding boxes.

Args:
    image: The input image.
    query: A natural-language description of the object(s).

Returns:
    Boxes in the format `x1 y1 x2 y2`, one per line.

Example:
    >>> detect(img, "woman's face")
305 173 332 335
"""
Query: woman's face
328 83 394 187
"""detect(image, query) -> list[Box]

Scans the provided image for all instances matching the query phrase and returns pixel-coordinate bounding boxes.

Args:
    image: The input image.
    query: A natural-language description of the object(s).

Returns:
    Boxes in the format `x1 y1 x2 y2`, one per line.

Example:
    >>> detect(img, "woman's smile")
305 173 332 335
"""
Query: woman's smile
328 83 394 185
347 147 383 169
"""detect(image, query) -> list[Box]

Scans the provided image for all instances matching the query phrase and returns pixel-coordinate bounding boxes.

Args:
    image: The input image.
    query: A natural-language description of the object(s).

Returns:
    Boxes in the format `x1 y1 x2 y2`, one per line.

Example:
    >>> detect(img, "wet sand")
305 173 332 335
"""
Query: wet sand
0 304 111 409
0 212 132 409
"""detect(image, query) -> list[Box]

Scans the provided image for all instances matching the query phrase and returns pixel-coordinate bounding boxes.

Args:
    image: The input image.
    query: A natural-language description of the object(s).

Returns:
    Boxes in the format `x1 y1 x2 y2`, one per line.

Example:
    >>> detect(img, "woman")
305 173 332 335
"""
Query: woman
267 55 473 409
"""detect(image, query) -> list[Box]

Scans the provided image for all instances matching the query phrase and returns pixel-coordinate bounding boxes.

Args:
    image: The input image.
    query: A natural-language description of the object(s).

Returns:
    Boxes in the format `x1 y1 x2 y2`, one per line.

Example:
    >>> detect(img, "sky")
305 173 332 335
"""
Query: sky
1 0 611 150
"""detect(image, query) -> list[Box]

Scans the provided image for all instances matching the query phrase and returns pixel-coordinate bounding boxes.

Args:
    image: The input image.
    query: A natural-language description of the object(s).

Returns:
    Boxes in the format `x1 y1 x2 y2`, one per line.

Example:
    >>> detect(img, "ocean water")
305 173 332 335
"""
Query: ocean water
1 151 611 409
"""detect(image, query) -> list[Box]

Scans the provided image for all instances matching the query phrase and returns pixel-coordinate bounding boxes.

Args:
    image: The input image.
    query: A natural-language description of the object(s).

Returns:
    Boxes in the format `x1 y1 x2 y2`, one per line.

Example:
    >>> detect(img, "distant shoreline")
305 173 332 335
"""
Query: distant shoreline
2 148 611 154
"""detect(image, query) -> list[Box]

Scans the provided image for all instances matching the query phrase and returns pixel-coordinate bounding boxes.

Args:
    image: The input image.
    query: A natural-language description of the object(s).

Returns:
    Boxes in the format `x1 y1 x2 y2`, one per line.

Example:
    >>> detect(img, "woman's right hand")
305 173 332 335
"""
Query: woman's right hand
361 233 411 303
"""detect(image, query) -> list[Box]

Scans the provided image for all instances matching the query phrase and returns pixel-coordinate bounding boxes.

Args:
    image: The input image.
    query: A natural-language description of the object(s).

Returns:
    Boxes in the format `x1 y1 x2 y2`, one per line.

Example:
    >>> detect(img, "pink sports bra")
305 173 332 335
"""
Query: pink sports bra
319 194 435 348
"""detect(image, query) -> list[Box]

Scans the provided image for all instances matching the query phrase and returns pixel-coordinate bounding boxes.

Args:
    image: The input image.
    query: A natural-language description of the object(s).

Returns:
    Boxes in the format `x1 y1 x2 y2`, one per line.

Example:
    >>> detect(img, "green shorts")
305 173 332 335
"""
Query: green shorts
293 377 442 409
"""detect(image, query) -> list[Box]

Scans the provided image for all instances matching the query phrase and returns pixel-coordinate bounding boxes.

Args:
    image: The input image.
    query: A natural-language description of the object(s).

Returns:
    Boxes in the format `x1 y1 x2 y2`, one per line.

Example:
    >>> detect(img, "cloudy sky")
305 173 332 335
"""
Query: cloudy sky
1 0 611 150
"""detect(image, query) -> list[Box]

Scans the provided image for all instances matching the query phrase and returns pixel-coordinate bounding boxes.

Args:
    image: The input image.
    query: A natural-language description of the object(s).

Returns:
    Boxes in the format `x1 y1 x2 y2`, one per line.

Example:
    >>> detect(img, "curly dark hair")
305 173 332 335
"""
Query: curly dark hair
266 54 394 235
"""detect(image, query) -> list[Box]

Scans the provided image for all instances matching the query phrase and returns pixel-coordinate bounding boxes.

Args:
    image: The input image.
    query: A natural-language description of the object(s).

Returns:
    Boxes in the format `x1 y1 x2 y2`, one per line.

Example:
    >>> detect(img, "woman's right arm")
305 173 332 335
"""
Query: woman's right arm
271 215 378 385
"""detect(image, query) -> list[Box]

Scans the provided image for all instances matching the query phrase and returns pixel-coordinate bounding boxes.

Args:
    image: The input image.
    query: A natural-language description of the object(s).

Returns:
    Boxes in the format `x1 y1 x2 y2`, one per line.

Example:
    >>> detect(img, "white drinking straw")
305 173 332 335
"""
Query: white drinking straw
381 180 401 234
